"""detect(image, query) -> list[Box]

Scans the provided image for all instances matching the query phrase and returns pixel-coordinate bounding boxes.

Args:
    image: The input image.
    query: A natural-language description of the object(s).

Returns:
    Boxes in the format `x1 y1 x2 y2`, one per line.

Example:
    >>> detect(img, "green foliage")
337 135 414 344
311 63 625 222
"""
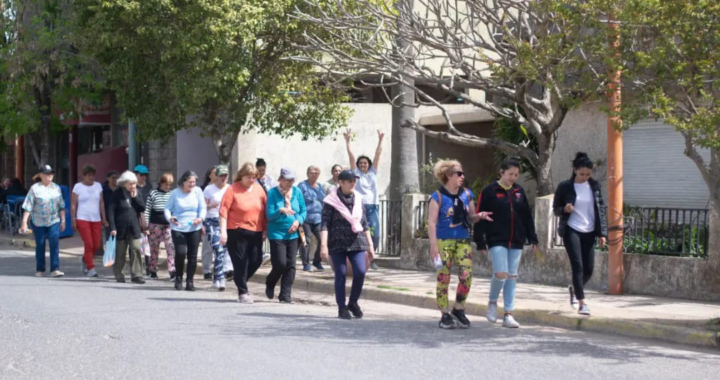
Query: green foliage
77 0 351 160
492 115 539 180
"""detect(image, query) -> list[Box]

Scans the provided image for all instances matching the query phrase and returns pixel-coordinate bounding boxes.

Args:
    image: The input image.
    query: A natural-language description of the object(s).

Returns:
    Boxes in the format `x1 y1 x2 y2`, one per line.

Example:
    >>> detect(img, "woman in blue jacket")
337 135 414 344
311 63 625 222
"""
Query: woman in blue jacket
265 167 307 303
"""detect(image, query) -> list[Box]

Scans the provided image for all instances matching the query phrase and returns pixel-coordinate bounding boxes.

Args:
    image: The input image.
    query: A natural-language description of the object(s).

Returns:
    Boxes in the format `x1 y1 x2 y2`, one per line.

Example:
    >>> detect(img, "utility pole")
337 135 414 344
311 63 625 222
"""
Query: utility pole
607 14 624 295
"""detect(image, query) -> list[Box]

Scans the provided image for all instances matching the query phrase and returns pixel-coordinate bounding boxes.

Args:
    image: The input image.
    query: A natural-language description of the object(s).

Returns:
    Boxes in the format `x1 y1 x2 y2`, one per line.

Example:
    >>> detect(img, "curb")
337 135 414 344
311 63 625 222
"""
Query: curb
249 272 720 350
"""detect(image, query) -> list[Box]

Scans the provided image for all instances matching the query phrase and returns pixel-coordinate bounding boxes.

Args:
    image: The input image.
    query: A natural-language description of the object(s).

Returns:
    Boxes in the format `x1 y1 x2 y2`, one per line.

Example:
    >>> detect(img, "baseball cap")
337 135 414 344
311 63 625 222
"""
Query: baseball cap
279 167 296 180
338 170 359 181
38 164 54 175
216 165 229 176
133 165 149 175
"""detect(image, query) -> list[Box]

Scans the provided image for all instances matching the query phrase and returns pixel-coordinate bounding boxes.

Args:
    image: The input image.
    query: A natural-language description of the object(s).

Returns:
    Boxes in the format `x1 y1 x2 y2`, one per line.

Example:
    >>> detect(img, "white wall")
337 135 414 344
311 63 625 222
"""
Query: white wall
176 127 219 181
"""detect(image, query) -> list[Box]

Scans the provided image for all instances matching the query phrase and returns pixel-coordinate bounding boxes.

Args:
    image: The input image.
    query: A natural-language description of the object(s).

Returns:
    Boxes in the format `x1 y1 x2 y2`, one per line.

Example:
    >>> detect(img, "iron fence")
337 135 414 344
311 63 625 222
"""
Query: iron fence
378 200 403 256
416 200 430 238
552 206 709 258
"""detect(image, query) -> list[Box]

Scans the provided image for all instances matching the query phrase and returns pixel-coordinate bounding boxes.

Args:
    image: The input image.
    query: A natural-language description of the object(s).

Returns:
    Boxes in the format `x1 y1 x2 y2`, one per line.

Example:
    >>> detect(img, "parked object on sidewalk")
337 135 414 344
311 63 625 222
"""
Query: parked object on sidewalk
553 152 608 314
21 165 67 276
320 169 375 319
475 159 538 328
104 236 117 267
427 159 491 329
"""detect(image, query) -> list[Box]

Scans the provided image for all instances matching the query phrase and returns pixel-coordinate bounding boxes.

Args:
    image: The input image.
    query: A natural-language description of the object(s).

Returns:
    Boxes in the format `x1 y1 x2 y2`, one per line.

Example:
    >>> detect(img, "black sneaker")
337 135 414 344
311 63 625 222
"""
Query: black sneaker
338 308 352 320
131 277 146 284
348 303 364 319
569 285 578 307
203 273 212 280
438 313 456 329
265 285 274 300
279 297 293 304
226 271 234 281
169 271 176 281
149 272 158 280
174 277 183 290
451 308 470 328
186 282 195 291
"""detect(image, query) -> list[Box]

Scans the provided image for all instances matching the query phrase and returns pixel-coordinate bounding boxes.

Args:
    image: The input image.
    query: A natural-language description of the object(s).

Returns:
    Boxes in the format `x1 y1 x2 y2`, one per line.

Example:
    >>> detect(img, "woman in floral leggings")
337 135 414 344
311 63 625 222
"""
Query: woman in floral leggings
144 173 176 280
427 160 492 329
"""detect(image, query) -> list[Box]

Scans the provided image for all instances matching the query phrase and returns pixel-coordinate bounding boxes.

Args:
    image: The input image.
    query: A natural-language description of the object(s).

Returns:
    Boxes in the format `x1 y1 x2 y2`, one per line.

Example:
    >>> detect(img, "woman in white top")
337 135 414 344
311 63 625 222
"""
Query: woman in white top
71 165 107 278
203 165 232 291
343 129 384 270
553 152 608 316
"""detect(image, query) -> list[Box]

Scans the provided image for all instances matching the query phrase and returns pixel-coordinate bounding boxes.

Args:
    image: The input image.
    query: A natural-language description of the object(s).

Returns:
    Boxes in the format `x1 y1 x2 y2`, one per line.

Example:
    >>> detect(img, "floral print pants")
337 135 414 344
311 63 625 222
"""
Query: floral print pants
436 239 473 310
148 223 175 273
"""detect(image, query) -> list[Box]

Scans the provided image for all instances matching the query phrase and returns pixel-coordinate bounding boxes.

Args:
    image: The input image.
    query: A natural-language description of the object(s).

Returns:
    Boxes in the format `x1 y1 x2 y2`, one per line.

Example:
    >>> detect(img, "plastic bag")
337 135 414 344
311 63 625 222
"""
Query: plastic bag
104 236 116 268
140 235 150 256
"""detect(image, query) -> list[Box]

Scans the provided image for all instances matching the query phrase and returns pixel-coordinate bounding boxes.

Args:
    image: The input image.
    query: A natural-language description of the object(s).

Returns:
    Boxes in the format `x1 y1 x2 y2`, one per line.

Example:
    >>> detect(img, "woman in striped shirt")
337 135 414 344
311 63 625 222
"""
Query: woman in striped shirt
144 173 176 280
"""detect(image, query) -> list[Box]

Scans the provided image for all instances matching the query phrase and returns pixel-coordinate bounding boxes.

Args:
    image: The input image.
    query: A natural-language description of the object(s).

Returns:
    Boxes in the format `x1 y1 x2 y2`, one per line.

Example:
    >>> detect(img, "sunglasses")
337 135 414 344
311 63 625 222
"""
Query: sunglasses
454 171 465 177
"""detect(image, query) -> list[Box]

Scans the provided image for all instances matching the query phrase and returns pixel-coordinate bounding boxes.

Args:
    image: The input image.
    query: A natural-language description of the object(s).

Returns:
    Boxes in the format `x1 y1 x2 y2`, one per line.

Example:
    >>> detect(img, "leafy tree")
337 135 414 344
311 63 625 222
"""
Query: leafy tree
78 0 350 164
294 0 612 195
0 0 101 167
618 0 720 215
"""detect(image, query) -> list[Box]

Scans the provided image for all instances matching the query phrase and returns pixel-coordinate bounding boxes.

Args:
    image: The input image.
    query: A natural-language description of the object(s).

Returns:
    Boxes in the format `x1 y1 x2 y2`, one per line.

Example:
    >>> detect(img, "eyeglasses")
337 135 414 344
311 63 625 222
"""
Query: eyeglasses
454 171 465 177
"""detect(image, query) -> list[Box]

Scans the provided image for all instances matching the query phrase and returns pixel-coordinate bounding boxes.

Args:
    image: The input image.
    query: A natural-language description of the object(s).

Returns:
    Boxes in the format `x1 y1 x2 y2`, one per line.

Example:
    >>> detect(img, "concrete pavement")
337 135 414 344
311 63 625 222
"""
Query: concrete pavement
2 233 719 349
2 247 720 380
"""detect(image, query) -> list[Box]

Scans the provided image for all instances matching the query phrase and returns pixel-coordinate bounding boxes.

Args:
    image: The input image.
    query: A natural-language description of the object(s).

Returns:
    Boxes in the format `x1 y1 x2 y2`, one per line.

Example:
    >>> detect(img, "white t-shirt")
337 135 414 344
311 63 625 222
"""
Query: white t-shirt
353 167 378 205
568 181 595 233
72 182 103 222
261 175 276 190
203 184 230 219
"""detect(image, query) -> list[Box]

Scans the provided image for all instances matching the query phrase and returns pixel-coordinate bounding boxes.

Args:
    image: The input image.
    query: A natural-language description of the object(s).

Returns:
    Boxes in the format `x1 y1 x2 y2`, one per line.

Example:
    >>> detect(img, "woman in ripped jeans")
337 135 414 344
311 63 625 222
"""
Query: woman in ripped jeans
203 165 231 291
474 159 538 329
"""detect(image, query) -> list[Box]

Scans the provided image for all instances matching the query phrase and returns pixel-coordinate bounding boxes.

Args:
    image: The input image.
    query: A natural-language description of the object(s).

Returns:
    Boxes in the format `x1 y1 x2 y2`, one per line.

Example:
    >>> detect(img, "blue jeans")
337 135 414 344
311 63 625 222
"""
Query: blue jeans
489 246 523 312
330 250 367 309
203 218 225 279
33 222 61 272
363 204 379 252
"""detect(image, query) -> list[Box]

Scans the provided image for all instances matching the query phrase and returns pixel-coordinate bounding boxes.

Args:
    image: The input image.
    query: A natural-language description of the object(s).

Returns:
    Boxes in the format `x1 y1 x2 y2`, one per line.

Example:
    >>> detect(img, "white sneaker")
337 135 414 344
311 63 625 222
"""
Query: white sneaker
238 294 254 304
218 278 226 291
486 302 498 323
86 269 98 277
80 256 87 274
502 314 520 328
262 253 271 266
578 304 591 316
50 270 64 278
212 279 220 289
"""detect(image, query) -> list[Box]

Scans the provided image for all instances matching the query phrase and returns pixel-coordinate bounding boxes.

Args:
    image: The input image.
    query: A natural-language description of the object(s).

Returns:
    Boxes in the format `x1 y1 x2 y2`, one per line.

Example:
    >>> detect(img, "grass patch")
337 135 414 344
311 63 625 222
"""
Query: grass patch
377 285 412 292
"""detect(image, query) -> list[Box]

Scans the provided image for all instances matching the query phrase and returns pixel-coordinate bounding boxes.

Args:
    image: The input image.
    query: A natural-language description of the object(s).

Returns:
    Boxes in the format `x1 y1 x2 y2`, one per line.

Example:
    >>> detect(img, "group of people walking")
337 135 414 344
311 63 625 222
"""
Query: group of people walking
428 152 607 329
18 127 606 325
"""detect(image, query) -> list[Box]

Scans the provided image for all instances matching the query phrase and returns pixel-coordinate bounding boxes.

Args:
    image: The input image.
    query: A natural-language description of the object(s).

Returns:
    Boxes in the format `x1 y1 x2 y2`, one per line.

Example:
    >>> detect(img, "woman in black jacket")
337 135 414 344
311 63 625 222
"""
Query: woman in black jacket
474 159 538 328
553 152 608 315
109 171 146 284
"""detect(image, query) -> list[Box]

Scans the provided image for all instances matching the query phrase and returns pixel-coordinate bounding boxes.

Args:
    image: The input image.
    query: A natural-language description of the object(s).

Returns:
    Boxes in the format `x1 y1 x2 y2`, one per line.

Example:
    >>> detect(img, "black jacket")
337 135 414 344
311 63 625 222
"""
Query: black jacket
109 188 146 240
474 181 538 250
552 177 608 238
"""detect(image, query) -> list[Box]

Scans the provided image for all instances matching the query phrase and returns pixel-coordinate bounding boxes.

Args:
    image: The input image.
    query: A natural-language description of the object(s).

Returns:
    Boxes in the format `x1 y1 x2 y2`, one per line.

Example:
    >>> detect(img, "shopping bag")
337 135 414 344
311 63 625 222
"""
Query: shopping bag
103 236 116 267
140 235 150 256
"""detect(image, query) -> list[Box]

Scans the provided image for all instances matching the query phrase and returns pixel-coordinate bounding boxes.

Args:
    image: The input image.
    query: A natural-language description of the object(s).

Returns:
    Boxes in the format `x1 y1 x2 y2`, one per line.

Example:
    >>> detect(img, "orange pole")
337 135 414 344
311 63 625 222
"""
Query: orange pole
607 15 624 295
15 135 24 182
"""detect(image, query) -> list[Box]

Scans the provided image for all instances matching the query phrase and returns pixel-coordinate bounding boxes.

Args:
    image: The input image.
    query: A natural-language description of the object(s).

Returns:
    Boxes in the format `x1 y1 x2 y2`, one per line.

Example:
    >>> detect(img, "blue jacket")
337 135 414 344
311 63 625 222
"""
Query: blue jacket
266 186 307 240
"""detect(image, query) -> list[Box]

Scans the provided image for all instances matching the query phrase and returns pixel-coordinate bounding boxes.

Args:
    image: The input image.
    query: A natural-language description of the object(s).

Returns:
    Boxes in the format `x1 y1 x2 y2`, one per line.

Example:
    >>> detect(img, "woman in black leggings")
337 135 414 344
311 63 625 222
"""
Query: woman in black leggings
553 152 608 315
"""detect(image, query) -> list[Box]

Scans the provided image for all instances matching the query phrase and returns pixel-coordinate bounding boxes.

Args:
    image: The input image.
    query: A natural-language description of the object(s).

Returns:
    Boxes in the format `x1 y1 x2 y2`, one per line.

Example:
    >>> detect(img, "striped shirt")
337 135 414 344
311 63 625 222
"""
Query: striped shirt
144 188 172 225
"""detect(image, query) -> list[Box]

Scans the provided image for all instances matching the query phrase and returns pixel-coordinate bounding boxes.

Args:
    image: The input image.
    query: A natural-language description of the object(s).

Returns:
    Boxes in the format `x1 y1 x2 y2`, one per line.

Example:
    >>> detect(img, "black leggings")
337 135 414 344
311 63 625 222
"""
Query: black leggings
563 227 596 300
267 239 299 300
226 228 264 295
171 230 202 282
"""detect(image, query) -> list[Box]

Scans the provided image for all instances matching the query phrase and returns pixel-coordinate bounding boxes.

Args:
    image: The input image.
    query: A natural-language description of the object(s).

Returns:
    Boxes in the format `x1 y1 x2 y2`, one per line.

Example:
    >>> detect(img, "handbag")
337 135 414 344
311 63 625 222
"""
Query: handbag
103 236 116 267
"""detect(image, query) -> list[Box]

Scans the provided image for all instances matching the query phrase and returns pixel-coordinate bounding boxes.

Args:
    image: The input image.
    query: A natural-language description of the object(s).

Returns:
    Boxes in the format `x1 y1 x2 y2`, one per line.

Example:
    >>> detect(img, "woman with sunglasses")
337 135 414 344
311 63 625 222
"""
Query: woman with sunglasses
428 160 492 329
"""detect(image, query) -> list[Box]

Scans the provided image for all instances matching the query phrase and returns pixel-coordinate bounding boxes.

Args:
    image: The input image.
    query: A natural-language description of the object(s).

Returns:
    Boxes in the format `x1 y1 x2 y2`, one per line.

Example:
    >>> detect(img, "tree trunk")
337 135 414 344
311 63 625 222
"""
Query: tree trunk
534 132 556 196
211 129 236 166
33 81 53 167
389 0 419 200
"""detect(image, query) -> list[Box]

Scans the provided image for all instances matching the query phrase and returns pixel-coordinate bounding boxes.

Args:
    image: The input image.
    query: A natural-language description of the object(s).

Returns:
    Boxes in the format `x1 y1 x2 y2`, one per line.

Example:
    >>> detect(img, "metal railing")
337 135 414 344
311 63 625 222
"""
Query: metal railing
378 200 402 256
416 200 429 238
552 206 710 258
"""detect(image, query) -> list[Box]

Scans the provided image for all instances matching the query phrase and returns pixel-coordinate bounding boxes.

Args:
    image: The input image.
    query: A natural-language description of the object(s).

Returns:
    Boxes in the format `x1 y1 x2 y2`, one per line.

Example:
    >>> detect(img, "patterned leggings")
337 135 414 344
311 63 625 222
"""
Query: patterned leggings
148 223 176 273
204 218 226 279
436 239 473 310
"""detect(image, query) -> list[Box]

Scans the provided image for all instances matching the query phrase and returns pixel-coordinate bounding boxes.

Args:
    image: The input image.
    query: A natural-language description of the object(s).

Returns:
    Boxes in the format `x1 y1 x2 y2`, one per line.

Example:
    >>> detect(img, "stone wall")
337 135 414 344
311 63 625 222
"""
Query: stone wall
400 193 720 301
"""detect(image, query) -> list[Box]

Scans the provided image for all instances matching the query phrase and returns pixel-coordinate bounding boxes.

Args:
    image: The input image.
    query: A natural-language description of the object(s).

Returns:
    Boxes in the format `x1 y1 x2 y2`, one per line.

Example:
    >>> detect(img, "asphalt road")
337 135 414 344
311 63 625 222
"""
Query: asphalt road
1 248 719 380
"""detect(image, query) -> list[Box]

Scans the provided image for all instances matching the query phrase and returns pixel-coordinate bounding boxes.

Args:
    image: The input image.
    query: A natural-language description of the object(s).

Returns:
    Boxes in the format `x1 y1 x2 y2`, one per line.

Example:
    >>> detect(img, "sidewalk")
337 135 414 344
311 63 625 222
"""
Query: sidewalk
2 232 719 349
